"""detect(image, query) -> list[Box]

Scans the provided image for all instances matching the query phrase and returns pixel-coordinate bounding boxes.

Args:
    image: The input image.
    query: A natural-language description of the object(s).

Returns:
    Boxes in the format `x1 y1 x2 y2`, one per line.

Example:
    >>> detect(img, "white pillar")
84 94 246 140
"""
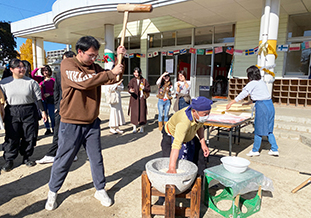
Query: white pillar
36 38 45 68
257 0 280 95
104 24 115 70
32 38 37 69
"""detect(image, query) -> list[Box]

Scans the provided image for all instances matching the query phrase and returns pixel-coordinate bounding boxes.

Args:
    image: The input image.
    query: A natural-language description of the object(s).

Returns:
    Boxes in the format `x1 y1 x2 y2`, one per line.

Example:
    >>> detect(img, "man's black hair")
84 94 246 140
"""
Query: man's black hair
62 51 76 59
75 36 100 53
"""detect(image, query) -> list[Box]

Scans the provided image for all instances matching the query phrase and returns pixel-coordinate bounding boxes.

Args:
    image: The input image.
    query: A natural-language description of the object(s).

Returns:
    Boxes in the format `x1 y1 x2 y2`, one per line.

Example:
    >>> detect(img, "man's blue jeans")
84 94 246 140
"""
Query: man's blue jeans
157 99 171 122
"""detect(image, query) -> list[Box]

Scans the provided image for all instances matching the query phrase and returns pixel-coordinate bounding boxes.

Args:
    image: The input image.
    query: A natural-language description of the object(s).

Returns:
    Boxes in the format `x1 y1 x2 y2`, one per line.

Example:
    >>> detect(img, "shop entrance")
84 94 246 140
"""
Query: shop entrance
177 53 191 80
193 46 233 98
212 46 233 97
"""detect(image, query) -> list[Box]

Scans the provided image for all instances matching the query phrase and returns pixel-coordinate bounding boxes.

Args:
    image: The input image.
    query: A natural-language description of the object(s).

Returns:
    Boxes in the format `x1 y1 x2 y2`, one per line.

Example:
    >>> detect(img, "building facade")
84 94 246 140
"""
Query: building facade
11 0 311 106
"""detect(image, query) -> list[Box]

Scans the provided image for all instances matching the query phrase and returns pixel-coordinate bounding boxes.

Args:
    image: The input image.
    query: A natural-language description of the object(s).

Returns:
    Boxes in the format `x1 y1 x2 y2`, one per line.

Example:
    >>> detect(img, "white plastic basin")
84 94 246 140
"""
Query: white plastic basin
220 156 250 174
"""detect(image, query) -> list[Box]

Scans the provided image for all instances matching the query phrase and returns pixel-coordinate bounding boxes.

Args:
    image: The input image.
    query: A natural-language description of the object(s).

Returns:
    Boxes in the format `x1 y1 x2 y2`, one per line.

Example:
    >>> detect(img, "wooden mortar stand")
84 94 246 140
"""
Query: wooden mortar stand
142 171 201 218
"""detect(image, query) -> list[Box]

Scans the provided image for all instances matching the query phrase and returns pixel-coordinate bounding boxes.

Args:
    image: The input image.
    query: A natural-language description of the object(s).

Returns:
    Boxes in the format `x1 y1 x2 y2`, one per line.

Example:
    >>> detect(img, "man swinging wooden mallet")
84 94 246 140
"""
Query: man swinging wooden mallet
116 3 153 81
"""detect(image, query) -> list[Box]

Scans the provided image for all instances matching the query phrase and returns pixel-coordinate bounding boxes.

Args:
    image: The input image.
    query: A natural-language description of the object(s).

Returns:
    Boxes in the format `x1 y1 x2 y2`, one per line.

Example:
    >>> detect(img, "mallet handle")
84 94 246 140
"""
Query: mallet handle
116 11 129 81
291 177 311 193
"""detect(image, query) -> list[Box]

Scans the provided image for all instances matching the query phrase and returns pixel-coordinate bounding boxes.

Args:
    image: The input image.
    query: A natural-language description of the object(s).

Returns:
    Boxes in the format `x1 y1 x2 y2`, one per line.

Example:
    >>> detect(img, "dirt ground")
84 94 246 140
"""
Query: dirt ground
0 113 311 218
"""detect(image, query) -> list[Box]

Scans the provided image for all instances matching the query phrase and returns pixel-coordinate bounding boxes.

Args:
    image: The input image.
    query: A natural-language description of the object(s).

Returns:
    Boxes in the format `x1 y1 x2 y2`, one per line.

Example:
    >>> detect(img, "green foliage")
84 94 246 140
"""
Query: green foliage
0 21 19 66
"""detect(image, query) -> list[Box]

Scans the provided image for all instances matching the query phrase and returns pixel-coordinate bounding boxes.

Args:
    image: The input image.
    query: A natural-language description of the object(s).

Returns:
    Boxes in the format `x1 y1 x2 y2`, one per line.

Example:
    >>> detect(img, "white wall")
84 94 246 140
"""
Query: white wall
233 14 288 78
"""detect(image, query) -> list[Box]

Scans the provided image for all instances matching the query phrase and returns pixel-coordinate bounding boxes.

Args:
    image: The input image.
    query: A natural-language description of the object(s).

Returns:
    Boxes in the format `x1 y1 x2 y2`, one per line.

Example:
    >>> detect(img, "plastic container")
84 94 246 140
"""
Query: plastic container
220 156 250 174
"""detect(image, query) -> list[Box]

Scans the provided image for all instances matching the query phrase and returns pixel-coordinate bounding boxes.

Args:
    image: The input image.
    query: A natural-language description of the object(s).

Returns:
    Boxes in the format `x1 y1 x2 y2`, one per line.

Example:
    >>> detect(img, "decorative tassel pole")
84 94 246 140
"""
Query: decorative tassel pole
257 0 280 95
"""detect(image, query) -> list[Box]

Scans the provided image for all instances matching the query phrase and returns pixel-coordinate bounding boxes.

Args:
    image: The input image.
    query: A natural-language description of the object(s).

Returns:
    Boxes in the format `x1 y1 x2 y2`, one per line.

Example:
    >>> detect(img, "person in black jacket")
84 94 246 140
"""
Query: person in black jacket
36 51 76 164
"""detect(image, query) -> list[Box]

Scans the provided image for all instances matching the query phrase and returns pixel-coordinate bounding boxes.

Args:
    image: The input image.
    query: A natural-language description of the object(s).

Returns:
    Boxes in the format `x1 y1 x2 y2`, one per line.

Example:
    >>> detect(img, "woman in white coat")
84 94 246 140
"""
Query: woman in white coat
105 80 125 134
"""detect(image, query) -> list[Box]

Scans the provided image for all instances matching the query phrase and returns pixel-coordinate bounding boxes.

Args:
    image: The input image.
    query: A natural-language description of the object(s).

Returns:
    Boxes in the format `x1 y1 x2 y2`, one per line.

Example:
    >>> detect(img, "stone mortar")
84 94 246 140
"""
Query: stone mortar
145 157 198 194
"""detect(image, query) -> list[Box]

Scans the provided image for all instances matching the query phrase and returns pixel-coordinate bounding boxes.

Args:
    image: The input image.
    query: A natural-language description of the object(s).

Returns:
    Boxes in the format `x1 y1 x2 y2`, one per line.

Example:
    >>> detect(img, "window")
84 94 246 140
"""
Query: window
149 33 161 48
129 36 140 50
122 57 141 89
162 31 176 47
214 24 235 44
177 29 192 45
148 54 161 85
288 13 311 38
115 37 129 50
195 26 213 45
285 42 310 76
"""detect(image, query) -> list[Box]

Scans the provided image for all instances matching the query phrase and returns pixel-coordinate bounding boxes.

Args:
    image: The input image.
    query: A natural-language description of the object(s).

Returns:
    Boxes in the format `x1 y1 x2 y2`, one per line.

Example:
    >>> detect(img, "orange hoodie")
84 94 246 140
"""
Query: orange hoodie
60 57 116 124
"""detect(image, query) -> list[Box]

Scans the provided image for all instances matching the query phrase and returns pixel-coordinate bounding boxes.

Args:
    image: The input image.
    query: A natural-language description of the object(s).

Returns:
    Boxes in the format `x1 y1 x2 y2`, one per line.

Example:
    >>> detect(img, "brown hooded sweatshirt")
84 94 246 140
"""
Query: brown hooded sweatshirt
60 57 116 124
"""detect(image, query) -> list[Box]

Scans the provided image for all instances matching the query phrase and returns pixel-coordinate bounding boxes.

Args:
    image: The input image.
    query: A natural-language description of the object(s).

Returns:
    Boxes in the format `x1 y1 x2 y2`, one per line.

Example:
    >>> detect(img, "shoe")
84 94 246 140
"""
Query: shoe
268 149 279 156
74 156 78 162
45 129 52 135
132 126 137 133
94 189 112 207
36 156 55 164
45 190 58 210
115 128 123 134
109 128 117 134
246 150 260 157
23 159 36 167
139 126 144 133
1 161 13 172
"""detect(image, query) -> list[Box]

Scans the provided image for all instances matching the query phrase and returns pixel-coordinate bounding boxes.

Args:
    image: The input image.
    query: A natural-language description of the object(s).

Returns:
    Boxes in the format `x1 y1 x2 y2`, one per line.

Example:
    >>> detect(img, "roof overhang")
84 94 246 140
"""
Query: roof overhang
11 0 311 45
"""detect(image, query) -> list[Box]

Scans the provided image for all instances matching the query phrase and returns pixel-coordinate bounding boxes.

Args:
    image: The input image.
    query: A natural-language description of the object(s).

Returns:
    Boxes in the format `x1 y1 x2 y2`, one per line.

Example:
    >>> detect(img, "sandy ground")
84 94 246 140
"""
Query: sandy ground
0 113 311 218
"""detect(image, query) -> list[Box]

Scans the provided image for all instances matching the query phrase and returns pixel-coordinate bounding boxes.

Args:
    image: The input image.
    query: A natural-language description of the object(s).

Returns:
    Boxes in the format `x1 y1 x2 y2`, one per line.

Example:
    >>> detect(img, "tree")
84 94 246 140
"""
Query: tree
19 39 34 70
0 21 19 66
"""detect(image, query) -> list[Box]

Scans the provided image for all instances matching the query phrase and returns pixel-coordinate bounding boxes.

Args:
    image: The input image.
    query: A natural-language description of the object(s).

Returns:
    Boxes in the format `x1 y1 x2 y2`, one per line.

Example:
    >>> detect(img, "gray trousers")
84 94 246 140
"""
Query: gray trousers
48 118 106 193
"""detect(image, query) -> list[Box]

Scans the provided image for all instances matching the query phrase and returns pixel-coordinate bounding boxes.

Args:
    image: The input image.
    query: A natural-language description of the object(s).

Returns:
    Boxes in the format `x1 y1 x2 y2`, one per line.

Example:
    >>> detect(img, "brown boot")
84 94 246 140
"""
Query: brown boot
158 121 163 131
163 122 167 130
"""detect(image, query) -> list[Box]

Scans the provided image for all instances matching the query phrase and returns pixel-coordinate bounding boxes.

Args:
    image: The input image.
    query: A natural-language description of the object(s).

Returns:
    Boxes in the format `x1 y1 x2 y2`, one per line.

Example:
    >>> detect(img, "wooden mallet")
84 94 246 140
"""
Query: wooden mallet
116 3 153 81
291 176 311 193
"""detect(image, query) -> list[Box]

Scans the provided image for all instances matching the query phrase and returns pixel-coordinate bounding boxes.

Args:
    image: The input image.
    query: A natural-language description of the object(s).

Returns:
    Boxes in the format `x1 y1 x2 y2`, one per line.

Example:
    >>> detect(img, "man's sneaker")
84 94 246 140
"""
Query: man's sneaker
45 190 58 210
109 128 117 134
268 149 279 156
94 189 112 207
246 150 260 157
36 156 55 164
74 156 78 162
139 126 144 133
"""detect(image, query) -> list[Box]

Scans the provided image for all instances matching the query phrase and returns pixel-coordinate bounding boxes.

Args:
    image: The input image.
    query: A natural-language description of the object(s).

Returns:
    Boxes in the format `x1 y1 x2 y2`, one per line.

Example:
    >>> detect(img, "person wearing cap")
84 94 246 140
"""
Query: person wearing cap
161 96 212 174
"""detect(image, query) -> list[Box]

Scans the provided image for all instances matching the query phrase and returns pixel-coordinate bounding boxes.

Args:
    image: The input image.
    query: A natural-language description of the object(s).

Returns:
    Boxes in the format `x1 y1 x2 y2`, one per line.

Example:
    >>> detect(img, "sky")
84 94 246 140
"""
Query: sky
0 0 66 52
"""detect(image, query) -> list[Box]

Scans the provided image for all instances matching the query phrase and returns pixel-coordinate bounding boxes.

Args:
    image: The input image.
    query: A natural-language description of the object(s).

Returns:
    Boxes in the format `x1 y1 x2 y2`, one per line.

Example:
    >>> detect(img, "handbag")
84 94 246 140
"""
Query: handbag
143 79 150 99
106 91 119 104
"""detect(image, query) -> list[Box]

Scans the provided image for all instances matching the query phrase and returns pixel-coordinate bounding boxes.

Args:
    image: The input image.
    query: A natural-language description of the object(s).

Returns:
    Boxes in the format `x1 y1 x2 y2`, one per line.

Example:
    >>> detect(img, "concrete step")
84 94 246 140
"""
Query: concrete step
99 92 309 142
275 115 311 125
300 133 311 147
239 123 302 141
274 120 311 133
